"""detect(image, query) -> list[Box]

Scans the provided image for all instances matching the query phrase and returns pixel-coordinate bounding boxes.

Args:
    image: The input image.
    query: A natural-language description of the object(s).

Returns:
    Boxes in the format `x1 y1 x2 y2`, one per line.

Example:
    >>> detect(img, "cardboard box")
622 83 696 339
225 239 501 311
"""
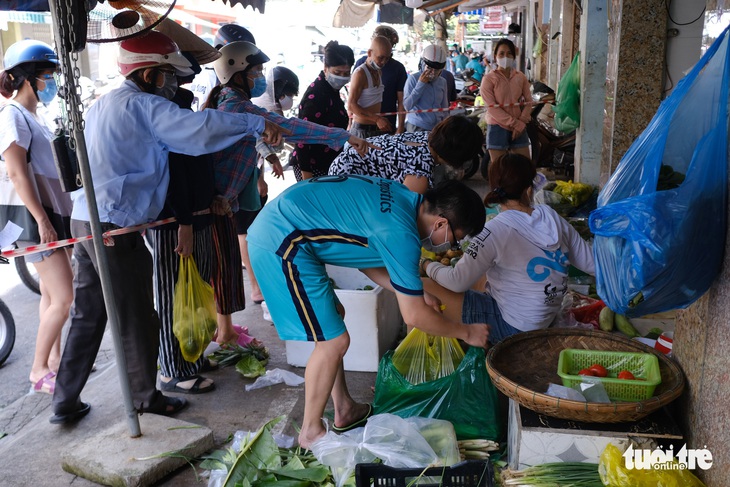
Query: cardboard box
507 399 683 469
285 265 403 372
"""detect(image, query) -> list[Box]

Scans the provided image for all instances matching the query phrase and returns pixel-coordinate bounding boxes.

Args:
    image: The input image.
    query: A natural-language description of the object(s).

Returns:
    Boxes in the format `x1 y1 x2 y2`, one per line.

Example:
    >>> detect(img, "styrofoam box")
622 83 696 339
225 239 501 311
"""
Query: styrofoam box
285 265 403 372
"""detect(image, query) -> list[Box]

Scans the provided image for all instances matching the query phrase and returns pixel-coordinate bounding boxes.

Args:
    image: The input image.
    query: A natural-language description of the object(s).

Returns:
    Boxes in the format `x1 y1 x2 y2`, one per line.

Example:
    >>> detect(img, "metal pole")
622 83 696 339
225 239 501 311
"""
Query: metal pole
47 0 141 437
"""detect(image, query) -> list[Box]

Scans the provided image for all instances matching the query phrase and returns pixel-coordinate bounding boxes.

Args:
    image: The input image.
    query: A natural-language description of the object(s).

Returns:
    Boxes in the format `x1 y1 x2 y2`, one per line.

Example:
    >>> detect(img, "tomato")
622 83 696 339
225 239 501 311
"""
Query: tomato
578 368 597 376
618 370 636 380
588 364 608 377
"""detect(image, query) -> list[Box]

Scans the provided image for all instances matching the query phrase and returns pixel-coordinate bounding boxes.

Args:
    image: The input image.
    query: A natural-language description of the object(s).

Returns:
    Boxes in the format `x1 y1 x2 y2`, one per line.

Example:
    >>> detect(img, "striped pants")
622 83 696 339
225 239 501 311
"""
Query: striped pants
211 213 246 314
149 226 213 379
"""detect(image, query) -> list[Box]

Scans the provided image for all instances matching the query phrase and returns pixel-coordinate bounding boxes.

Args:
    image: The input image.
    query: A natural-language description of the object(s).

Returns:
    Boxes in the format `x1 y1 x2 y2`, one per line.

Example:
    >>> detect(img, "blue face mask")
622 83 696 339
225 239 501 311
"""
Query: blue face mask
36 78 57 105
250 76 267 98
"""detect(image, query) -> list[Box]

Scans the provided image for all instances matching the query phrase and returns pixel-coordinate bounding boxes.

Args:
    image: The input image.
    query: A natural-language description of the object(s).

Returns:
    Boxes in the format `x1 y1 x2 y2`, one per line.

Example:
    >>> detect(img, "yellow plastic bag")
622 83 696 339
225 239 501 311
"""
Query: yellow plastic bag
391 328 465 385
599 444 706 487
172 255 217 362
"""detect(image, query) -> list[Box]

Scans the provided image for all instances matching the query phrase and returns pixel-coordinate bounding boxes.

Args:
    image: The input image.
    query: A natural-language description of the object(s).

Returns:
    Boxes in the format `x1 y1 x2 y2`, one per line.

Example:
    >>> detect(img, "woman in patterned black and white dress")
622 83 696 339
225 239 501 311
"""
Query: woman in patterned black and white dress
329 115 483 194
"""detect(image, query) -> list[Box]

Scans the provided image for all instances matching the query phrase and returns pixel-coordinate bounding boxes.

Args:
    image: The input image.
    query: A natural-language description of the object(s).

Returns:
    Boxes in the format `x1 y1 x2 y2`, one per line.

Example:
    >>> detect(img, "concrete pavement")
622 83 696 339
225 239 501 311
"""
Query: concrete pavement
0 169 490 485
0 297 379 486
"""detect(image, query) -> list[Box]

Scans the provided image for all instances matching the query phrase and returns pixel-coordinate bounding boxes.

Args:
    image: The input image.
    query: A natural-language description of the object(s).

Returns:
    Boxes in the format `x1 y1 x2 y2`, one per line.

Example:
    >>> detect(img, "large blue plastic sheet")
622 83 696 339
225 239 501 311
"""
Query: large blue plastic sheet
589 26 730 317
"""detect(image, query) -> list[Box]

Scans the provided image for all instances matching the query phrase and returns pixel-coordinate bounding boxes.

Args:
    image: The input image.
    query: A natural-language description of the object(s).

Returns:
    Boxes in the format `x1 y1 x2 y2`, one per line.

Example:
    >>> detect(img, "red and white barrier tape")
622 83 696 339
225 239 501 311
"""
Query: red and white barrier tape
374 100 535 117
1 210 210 259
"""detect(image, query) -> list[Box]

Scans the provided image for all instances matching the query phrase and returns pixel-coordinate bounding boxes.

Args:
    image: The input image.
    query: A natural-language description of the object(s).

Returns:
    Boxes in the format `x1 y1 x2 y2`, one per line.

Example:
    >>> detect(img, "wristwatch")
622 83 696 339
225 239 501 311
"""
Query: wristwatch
419 257 433 277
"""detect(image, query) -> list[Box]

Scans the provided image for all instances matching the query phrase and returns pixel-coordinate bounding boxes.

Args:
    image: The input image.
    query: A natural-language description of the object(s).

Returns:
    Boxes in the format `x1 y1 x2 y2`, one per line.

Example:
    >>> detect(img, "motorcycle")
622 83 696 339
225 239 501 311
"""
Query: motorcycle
528 81 576 179
454 68 480 106
479 80 576 180
0 259 17 366
14 256 40 295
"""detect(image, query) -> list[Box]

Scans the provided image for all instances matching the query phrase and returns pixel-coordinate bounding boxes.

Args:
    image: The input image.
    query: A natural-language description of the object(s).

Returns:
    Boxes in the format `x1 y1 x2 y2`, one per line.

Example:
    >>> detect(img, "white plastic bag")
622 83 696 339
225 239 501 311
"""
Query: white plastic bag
546 383 587 402
311 413 446 487
244 368 305 391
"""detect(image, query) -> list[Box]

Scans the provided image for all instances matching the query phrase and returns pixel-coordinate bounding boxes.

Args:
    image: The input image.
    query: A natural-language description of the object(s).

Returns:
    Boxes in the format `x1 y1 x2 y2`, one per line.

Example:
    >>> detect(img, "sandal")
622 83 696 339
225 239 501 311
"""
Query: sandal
332 404 374 433
160 375 215 395
142 394 188 416
32 371 56 395
200 357 219 372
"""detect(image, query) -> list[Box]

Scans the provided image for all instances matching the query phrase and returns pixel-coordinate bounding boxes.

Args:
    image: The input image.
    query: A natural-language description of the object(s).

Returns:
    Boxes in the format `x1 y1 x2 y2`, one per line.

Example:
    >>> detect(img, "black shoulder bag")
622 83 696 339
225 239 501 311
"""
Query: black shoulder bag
50 129 82 192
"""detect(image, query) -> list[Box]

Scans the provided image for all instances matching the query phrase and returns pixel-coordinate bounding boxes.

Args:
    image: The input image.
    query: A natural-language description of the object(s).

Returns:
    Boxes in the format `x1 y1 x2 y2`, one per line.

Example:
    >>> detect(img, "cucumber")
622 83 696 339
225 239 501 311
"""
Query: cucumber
599 306 615 332
615 314 640 338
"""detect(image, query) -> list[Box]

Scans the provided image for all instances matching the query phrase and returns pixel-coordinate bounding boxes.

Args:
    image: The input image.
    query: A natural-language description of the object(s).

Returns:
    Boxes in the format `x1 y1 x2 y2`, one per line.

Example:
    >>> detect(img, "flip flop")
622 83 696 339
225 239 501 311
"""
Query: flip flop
32 371 56 395
331 404 373 433
49 401 91 425
160 375 215 395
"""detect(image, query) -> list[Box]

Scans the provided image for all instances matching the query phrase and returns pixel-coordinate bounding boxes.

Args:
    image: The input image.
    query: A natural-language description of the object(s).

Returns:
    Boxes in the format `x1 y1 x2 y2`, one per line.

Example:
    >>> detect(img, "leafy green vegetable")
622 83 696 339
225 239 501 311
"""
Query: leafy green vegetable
223 417 283 487
267 467 331 482
236 354 266 378
209 342 270 368
199 447 239 471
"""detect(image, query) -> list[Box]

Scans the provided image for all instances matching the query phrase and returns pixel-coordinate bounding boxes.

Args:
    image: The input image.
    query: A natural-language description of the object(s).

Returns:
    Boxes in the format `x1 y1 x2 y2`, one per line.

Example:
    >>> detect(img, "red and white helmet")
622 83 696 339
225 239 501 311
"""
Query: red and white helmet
118 31 194 77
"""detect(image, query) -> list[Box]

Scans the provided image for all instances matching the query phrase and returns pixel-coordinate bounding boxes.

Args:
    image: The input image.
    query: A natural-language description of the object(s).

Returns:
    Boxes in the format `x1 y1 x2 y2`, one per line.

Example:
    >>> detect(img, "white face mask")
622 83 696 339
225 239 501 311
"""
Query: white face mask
279 95 293 111
497 57 514 69
325 73 350 91
368 59 382 71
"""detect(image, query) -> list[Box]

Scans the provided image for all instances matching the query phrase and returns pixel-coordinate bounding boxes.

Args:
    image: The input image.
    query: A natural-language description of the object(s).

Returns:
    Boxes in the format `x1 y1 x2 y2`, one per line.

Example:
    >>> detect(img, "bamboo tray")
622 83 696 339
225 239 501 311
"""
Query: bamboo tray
485 328 685 423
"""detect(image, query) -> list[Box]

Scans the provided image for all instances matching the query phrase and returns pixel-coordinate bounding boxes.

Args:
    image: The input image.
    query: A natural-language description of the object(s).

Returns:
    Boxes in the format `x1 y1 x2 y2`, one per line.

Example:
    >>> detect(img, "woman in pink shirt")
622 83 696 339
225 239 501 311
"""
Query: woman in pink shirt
480 39 532 164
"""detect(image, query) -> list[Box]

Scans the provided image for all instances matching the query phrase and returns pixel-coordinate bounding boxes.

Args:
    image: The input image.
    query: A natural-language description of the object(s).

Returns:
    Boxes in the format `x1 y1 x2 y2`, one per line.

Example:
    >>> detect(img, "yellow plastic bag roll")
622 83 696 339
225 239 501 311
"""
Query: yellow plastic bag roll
599 444 706 487
172 255 217 362
391 328 465 385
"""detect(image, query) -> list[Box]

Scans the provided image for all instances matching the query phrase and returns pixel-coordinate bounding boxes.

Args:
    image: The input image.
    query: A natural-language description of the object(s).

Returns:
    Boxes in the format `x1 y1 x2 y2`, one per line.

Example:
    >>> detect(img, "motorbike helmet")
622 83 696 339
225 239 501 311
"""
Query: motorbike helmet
213 41 269 84
421 44 446 70
272 66 299 100
3 40 58 72
118 31 193 77
214 24 256 49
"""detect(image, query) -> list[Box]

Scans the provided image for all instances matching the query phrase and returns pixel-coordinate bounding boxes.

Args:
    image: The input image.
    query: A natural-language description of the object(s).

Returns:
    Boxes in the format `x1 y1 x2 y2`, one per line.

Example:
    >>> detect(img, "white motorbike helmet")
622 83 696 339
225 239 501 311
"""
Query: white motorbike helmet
213 41 270 84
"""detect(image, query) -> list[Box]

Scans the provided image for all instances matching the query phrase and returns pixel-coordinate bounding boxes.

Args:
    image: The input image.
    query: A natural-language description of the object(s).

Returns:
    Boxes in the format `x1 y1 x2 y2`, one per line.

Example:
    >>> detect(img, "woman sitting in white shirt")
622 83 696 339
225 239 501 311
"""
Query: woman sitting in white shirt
421 153 595 343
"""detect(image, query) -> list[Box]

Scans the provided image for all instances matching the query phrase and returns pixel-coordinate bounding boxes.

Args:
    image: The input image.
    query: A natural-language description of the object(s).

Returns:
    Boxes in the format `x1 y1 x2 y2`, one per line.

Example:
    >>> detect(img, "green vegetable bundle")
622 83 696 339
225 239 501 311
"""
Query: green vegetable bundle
501 462 603 486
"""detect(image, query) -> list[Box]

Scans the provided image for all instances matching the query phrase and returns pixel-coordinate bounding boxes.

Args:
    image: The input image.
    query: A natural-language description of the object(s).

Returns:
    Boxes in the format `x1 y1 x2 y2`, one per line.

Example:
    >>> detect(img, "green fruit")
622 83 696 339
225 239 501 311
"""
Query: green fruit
599 306 615 332
615 314 640 338
644 327 664 340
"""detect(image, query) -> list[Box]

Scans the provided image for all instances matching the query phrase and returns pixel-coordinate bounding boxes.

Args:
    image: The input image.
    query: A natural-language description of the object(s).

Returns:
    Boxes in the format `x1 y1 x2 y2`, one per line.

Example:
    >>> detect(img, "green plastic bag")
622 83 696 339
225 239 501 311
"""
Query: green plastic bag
173 255 217 362
553 52 581 133
373 347 501 440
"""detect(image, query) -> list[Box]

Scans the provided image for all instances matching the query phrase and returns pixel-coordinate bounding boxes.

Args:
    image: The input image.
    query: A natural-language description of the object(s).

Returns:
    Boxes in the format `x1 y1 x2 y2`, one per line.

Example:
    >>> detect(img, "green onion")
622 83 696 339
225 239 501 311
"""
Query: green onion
208 342 270 368
501 462 603 486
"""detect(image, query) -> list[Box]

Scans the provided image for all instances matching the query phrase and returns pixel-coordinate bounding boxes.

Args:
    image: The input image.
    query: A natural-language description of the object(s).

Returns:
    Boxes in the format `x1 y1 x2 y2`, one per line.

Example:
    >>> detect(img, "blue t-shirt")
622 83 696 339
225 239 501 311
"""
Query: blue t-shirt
465 59 485 82
247 175 424 295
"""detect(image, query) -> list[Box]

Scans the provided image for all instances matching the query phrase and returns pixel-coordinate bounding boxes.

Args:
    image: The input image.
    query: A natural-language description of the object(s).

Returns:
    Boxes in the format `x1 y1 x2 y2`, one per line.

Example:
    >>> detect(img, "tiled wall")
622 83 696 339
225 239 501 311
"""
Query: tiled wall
601 0 667 182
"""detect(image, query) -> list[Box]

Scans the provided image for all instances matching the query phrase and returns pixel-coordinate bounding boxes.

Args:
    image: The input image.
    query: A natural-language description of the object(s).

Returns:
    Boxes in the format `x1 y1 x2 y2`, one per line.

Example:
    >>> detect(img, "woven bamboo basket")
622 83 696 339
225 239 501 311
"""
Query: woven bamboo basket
485 328 685 423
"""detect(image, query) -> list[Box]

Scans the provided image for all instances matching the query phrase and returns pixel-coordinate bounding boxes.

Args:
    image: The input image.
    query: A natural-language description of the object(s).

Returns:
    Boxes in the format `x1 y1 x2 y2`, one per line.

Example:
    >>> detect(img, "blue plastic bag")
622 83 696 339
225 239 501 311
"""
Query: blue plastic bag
589 26 729 316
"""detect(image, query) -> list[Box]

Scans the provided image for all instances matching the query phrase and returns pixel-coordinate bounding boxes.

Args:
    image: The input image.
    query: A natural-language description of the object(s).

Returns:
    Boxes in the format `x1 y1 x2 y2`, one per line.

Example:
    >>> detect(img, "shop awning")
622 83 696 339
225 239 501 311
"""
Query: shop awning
0 9 50 22
407 0 519 15
0 0 265 13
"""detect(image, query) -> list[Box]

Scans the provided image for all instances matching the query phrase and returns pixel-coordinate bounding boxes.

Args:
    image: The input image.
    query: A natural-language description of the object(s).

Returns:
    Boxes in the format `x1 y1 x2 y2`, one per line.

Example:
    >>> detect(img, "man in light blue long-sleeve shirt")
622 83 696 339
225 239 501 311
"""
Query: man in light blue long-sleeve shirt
51 31 284 425
403 45 449 132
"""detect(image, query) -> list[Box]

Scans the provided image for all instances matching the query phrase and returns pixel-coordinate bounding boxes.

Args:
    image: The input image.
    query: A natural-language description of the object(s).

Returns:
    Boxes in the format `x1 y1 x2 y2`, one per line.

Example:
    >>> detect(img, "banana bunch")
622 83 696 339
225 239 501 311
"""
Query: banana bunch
458 439 499 460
